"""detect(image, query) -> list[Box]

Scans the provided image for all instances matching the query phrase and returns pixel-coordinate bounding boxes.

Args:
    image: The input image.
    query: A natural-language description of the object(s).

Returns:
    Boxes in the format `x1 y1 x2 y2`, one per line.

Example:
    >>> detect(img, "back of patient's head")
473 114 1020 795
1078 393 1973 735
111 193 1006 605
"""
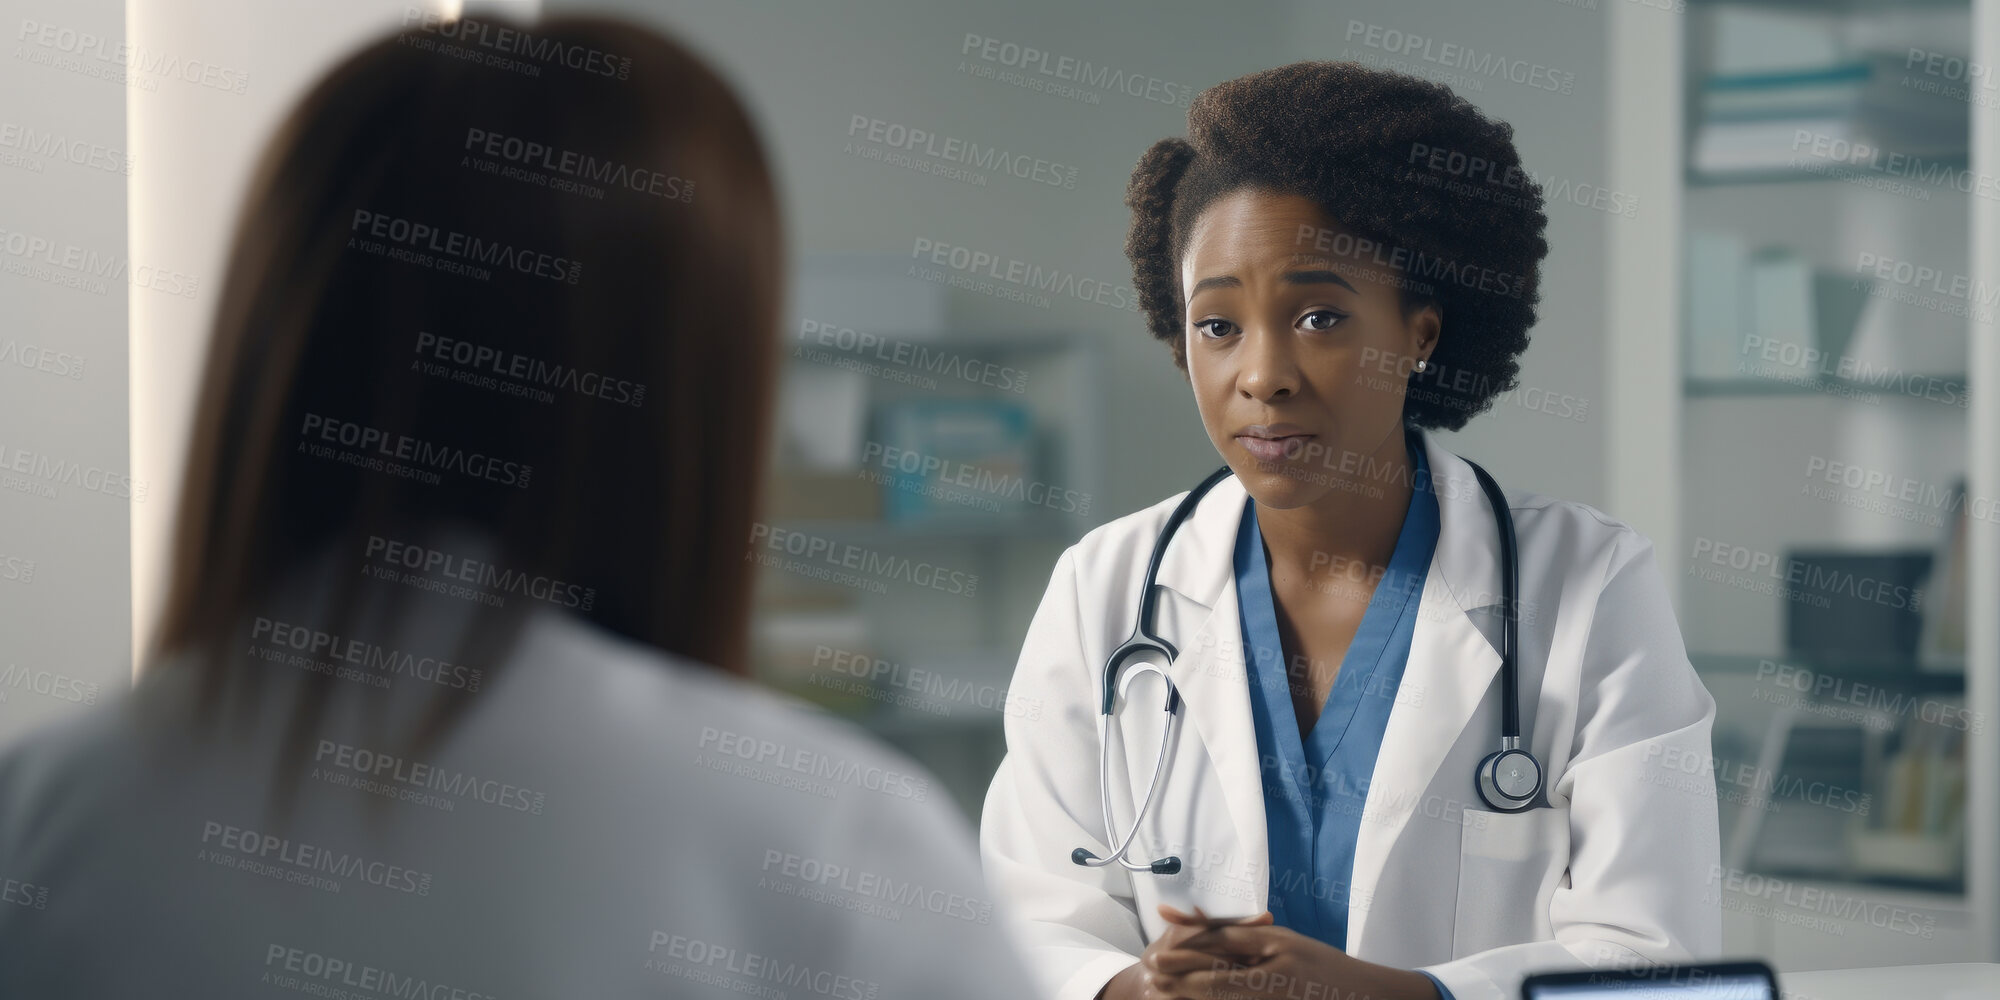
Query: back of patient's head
151 14 781 730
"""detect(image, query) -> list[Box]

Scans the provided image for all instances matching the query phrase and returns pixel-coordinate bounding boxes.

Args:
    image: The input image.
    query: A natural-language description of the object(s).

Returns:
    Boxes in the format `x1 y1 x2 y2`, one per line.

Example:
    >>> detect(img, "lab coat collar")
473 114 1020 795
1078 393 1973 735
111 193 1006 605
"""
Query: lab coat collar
1149 427 1510 949
1152 426 1506 621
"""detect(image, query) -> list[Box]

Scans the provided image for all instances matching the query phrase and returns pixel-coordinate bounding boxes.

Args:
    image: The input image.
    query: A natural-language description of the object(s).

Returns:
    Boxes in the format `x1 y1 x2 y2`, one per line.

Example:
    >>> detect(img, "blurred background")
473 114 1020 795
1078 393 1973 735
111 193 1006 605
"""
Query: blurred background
2 0 1997 976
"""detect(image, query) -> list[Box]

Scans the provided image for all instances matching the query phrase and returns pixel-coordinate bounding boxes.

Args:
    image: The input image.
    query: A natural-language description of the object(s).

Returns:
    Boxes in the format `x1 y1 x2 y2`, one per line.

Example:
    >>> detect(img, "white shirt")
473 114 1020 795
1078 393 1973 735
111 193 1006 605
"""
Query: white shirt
0 558 1037 999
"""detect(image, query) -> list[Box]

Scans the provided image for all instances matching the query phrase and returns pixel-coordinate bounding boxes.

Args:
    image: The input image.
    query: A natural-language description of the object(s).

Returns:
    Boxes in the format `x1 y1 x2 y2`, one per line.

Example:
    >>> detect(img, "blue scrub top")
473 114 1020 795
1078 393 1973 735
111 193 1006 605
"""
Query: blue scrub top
1233 432 1450 998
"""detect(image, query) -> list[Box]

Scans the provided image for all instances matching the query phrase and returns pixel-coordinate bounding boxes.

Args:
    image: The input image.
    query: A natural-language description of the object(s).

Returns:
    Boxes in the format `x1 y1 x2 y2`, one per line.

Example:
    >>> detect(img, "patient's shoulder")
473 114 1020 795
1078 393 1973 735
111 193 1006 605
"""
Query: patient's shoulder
510 607 943 792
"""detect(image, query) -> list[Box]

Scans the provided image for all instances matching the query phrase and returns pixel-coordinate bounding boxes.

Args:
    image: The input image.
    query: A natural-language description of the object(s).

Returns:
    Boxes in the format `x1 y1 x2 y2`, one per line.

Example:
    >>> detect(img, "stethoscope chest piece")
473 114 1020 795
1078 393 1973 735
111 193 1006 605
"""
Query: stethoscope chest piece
1476 743 1543 813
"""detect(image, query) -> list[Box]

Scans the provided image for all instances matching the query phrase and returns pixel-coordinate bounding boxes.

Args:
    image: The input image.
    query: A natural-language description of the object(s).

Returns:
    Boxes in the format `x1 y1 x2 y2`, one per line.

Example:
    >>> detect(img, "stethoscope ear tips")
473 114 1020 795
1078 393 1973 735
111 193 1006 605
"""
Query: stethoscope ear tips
1070 846 1182 874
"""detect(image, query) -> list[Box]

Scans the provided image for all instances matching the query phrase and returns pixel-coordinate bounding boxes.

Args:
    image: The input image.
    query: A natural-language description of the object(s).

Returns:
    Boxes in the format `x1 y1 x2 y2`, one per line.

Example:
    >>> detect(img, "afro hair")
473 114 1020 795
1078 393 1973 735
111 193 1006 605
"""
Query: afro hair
1124 61 1551 431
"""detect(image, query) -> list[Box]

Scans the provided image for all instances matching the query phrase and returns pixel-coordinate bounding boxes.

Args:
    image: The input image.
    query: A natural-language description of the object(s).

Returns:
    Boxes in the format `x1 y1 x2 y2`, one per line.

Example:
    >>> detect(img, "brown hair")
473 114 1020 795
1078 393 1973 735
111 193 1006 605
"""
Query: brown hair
149 13 781 781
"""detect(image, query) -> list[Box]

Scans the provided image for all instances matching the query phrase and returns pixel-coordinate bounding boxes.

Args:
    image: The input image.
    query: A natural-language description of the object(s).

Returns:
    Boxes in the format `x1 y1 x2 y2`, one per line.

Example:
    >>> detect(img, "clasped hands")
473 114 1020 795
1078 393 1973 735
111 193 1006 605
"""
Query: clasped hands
1128 904 1439 1000
1133 903 1344 999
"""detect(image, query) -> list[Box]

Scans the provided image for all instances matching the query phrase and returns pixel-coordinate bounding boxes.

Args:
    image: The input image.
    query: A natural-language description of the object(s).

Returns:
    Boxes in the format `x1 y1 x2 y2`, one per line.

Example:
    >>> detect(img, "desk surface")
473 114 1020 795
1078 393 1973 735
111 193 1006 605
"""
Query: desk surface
1780 963 2000 1000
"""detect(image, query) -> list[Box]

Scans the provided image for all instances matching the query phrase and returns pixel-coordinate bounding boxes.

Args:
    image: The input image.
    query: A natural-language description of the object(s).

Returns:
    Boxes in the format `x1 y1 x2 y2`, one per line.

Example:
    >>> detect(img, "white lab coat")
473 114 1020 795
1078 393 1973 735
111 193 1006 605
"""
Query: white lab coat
980 429 1721 1000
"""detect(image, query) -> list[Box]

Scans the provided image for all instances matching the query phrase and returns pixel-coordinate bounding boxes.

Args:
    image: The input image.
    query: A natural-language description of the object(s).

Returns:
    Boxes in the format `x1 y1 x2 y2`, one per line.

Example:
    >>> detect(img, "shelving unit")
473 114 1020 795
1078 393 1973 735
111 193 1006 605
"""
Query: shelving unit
1684 375 1970 398
747 255 1105 820
1613 0 2000 969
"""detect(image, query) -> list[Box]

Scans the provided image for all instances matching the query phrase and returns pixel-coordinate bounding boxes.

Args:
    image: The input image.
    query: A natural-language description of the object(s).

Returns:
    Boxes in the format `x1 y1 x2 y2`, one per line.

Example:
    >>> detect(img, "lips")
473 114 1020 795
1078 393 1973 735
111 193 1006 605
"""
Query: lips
1235 423 1316 462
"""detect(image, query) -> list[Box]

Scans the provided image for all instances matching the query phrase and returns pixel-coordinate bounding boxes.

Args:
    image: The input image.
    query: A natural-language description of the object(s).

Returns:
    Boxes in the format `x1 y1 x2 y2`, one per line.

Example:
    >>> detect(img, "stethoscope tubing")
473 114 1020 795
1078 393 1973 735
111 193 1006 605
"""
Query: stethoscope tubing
1074 434 1542 875
1081 667 1181 872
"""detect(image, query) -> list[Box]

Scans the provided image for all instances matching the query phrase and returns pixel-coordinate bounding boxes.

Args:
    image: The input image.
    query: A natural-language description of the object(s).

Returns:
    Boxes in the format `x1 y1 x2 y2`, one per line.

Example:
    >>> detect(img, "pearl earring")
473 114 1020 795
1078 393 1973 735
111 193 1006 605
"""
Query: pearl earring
1414 359 1429 373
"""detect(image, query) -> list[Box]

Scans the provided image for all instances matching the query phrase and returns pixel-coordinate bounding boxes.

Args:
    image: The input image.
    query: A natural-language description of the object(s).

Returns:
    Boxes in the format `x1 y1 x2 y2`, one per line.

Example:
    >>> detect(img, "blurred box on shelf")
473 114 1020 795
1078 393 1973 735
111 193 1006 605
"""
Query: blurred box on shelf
1850 699 1968 883
1846 828 1963 882
793 253 948 340
869 399 1036 523
765 469 882 521
1747 248 1816 377
1810 269 1872 370
1919 478 1968 674
752 607 876 717
1784 548 1931 669
1707 5 1844 79
1686 230 1749 379
1691 43 1968 177
1688 241 1872 385
778 365 869 471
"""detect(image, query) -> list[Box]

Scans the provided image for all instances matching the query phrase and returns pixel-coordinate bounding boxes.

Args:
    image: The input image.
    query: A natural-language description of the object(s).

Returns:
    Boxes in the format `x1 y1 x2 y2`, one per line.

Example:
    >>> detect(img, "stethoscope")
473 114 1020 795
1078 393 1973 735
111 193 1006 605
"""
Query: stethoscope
1072 442 1544 877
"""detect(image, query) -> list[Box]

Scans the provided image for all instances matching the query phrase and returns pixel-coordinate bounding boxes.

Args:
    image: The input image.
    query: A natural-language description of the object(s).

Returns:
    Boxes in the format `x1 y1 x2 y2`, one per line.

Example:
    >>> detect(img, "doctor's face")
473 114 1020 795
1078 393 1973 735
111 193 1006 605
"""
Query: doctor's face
1180 188 1440 509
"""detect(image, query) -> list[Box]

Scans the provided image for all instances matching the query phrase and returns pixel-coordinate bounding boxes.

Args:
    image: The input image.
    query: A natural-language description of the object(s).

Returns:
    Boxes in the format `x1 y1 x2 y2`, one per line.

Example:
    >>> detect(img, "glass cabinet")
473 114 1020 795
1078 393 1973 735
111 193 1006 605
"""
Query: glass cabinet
1675 0 1992 968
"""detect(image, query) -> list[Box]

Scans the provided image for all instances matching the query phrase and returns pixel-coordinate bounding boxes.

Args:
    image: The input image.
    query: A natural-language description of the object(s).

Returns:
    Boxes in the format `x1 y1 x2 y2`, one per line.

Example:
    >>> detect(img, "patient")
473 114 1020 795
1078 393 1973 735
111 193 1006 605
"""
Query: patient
0 12 1034 998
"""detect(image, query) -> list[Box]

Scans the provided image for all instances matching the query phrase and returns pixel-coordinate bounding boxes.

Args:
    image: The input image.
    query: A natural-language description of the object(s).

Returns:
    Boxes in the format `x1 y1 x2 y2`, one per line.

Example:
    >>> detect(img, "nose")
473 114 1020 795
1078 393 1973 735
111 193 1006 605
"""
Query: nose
1237 326 1299 402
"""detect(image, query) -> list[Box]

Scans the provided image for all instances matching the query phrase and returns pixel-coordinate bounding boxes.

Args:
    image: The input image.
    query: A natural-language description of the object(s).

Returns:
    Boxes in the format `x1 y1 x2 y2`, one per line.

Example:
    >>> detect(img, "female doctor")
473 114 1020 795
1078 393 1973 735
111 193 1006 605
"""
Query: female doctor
979 62 1721 1000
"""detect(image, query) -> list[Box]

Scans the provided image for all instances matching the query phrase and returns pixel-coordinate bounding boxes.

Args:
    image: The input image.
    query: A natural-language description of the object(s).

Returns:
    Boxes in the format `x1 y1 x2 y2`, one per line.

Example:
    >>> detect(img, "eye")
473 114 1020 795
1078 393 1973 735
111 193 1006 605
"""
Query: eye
1194 318 1238 339
1301 310 1346 332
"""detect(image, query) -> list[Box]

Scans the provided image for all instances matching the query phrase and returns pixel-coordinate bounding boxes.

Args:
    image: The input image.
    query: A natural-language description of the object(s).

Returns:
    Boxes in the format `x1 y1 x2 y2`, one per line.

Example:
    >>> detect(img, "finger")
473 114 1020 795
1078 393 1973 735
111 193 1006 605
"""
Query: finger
1173 924 1283 960
1173 969 1246 999
1161 903 1267 928
1155 905 1213 950
1142 968 1214 1000
1146 947 1247 976
1140 946 1209 977
1156 931 1245 964
1141 969 1185 999
1160 904 1232 924
1176 964 1314 1000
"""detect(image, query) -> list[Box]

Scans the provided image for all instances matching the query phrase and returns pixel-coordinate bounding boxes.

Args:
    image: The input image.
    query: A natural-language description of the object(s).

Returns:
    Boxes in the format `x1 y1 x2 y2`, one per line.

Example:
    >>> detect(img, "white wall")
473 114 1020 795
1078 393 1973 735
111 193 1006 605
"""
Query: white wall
560 0 1626 521
1606 0 1686 583
0 0 128 742
2 0 1635 733
556 0 1300 521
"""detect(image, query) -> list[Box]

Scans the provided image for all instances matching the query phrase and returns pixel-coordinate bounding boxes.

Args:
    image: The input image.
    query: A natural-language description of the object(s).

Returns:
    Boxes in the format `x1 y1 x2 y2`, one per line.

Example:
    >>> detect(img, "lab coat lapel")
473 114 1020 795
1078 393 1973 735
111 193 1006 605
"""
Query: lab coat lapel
1146 437 1509 946
1346 432 1507 953
1149 474 1270 892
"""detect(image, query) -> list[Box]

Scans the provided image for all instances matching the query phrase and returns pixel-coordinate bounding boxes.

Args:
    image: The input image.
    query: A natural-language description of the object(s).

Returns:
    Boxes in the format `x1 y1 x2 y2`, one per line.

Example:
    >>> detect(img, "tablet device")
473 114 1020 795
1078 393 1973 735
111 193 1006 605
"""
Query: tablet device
1521 961 1777 999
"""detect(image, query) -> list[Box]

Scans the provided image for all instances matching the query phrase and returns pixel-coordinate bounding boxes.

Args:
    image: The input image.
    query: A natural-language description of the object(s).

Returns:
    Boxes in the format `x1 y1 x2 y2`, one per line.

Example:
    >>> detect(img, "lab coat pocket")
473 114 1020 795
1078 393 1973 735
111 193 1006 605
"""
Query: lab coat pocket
1451 806 1569 958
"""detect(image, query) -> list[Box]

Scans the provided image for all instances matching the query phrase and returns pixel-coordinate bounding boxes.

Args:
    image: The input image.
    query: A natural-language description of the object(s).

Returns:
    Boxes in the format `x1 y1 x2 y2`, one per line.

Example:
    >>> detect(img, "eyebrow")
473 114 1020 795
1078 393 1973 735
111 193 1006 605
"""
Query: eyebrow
1188 268 1358 298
